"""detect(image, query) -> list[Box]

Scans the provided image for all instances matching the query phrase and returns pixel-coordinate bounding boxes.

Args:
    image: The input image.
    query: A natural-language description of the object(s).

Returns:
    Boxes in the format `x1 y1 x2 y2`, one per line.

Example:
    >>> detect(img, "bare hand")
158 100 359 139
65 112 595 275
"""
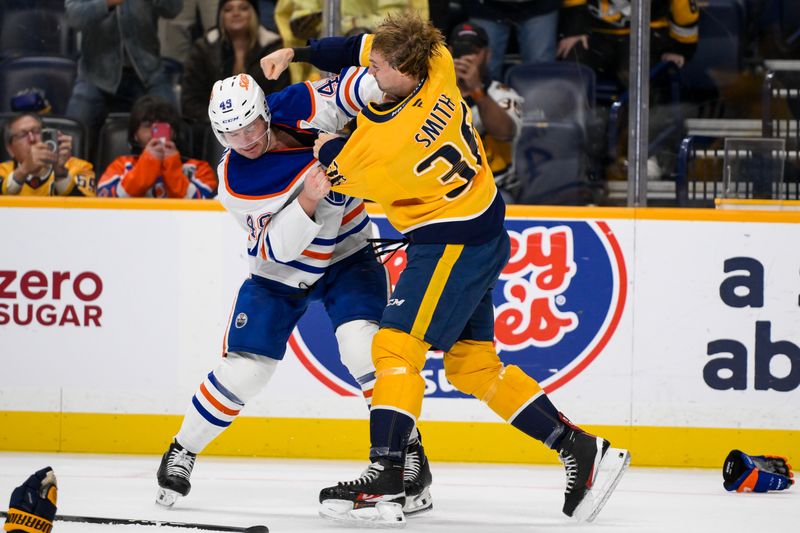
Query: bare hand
55 132 72 173
556 35 589 59
261 48 294 80
454 55 482 96
661 53 686 68
313 132 341 160
19 142 56 176
163 139 180 159
301 165 332 202
144 137 166 160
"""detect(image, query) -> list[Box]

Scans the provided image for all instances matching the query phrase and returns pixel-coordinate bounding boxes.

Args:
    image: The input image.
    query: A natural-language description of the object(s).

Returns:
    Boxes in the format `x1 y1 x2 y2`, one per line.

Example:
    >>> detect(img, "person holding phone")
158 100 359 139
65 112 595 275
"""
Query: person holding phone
1 113 95 196
449 23 523 203
97 96 218 198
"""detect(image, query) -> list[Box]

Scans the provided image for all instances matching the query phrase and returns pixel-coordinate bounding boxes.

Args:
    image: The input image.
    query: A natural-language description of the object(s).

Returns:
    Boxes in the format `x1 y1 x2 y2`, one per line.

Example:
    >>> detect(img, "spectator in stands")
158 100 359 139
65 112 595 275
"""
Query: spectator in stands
1 113 95 197
64 0 182 138
557 0 699 84
97 96 217 198
182 0 290 123
464 0 560 82
273 0 427 84
449 23 523 202
159 0 219 65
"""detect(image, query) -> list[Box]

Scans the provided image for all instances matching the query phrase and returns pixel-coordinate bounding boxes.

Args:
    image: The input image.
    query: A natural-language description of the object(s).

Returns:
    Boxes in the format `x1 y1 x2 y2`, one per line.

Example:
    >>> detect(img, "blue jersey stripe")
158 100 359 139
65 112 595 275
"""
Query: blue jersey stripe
356 371 376 385
336 216 369 242
353 68 367 109
265 235 328 273
207 371 244 405
312 235 337 245
284 260 327 274
192 396 231 428
335 80 356 119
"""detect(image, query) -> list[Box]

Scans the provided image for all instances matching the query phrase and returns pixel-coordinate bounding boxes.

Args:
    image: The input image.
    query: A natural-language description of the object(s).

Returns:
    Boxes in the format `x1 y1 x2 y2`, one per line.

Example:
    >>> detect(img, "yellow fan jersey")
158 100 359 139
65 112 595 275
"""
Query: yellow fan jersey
0 158 96 196
326 34 505 245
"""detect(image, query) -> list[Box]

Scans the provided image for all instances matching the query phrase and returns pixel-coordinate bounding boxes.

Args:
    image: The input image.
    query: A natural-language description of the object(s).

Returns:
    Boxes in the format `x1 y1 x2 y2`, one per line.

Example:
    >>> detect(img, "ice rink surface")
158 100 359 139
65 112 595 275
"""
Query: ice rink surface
0 452 797 533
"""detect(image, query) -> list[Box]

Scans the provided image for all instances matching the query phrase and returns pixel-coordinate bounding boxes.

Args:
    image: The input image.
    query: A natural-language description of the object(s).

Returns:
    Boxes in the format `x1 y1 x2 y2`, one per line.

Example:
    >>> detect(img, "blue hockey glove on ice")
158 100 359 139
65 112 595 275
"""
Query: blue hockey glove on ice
723 450 794 493
3 467 57 533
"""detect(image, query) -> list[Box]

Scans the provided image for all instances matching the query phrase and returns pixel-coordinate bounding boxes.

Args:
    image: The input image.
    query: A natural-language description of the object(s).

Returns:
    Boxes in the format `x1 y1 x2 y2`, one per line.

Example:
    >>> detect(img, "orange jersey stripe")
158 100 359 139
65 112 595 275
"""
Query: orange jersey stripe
301 249 334 260
297 81 317 128
200 382 240 416
224 155 316 201
343 71 359 112
342 202 365 225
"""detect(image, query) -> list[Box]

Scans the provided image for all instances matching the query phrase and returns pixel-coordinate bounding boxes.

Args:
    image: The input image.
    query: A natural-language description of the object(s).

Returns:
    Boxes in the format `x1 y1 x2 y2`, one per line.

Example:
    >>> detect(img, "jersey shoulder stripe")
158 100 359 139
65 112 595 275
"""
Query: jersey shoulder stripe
223 148 315 200
268 82 315 128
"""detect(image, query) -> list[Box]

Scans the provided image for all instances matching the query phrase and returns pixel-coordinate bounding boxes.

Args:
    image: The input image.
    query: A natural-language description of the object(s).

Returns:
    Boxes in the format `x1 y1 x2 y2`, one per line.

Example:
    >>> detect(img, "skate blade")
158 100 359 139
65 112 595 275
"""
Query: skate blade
573 447 631 523
403 487 433 516
156 488 181 508
319 499 406 528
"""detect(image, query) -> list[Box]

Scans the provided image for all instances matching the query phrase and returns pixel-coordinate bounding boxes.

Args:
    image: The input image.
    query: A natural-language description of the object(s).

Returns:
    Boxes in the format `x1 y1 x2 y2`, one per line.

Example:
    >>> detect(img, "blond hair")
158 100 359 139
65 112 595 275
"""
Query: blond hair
220 0 259 51
372 12 444 82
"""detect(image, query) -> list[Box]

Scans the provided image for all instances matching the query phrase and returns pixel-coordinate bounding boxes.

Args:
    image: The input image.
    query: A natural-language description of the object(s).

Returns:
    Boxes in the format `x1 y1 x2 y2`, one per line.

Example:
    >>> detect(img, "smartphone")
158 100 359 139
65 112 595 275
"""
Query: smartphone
151 122 172 141
41 128 58 153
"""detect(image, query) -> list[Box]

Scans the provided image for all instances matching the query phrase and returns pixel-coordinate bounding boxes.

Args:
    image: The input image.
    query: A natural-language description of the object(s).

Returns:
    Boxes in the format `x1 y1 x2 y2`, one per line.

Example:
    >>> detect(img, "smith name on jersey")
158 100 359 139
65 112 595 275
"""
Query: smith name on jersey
303 33 505 246
216 67 383 288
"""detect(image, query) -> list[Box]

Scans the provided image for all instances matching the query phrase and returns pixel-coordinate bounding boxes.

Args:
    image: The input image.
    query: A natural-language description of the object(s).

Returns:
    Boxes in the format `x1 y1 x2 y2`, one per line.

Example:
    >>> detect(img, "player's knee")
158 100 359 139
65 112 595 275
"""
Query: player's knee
214 351 278 404
372 327 429 374
335 319 378 378
443 344 503 397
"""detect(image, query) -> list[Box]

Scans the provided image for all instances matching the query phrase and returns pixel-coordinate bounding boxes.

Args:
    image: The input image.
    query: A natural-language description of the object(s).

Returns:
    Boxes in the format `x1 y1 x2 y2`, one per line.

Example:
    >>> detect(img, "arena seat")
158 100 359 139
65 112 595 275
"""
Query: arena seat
0 57 77 116
513 122 592 205
505 62 595 126
94 114 131 178
0 8 76 59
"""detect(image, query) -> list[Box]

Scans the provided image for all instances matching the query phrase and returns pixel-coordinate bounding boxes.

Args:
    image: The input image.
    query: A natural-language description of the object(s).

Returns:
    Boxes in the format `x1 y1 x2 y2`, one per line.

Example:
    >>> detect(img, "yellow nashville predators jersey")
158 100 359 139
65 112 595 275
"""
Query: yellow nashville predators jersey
328 34 504 245
0 158 96 196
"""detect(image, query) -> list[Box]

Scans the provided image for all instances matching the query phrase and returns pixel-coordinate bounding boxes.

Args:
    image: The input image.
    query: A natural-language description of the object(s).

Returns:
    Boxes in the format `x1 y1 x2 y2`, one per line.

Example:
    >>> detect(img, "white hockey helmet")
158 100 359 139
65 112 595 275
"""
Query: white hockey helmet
208 73 271 148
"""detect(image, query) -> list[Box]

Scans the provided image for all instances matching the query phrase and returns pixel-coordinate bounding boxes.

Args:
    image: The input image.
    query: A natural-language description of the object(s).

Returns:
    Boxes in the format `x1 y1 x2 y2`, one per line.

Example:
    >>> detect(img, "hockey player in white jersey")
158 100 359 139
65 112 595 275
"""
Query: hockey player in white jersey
155 72 432 514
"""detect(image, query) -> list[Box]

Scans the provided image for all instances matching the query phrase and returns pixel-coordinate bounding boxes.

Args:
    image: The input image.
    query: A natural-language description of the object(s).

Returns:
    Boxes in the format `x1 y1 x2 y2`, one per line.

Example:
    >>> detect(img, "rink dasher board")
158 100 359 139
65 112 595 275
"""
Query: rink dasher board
0 197 798 467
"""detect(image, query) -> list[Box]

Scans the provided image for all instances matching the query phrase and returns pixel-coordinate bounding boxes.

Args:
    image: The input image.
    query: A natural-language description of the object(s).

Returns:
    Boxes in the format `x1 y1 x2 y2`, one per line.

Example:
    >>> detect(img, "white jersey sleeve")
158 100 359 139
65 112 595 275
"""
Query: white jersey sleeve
298 67 383 133
472 80 524 138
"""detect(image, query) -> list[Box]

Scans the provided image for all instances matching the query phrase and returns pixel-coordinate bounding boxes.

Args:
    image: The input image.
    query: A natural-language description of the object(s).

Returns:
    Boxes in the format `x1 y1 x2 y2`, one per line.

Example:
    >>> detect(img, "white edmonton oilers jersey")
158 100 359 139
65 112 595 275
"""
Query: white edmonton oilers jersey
216 67 382 288
470 80 523 136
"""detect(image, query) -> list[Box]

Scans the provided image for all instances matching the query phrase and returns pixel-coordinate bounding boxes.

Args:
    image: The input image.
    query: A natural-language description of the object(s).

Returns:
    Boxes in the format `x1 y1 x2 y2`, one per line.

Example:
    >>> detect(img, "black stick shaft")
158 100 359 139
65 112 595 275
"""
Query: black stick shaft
0 510 261 532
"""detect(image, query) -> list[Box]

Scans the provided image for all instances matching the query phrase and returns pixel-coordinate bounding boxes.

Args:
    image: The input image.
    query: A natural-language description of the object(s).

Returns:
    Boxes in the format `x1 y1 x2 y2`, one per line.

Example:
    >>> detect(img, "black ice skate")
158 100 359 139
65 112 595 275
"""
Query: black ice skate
156 440 197 507
318 458 406 527
558 427 631 522
403 441 433 515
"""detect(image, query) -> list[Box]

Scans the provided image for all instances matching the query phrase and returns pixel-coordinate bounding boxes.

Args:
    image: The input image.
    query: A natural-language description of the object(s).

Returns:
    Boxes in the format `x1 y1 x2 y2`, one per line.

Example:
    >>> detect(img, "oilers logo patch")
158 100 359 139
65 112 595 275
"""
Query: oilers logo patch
235 312 248 328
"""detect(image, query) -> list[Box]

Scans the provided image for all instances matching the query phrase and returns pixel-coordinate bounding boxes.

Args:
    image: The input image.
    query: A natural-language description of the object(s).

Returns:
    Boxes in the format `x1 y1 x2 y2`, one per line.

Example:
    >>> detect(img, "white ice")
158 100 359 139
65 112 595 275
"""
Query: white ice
1 452 797 533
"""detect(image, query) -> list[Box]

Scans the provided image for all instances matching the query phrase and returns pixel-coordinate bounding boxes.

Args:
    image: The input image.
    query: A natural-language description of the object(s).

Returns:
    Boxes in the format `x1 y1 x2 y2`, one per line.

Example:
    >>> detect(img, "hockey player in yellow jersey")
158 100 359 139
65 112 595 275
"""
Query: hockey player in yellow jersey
262 12 630 527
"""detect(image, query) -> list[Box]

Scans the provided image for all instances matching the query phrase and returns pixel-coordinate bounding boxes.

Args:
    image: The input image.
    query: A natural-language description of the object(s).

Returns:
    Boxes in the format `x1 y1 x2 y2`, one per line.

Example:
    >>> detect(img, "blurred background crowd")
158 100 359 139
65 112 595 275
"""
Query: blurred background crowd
0 0 798 206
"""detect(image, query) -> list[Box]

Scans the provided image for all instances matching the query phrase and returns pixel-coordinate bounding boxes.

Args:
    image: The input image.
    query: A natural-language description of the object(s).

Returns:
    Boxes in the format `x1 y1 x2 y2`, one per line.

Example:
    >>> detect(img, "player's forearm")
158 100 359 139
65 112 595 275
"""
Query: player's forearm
262 199 323 262
292 34 365 73
474 95 517 142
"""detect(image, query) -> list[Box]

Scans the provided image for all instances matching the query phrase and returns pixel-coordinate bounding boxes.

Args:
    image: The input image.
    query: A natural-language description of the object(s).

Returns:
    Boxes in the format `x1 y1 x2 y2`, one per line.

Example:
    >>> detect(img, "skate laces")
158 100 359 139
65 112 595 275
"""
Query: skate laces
167 446 196 481
404 449 421 482
339 462 384 487
559 451 578 493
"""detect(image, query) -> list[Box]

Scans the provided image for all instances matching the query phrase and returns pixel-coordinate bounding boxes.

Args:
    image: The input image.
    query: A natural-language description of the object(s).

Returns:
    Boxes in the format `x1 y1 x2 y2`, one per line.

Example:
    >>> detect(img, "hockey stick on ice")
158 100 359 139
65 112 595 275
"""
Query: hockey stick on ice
0 510 268 532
